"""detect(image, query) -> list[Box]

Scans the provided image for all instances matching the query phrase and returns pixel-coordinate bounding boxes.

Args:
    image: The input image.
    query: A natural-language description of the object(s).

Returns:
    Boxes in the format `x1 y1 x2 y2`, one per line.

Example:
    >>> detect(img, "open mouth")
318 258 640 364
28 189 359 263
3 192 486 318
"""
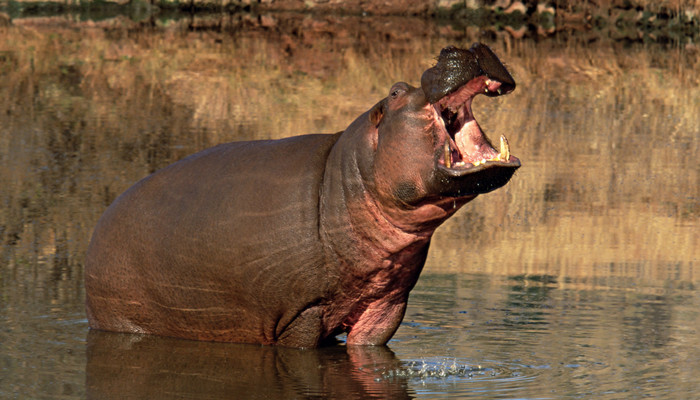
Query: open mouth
432 76 519 173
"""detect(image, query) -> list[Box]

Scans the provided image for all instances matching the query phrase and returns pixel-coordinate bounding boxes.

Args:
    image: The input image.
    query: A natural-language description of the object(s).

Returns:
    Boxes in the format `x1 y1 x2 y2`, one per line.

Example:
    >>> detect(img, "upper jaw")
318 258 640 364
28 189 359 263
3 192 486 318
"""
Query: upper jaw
420 43 519 182
421 43 516 104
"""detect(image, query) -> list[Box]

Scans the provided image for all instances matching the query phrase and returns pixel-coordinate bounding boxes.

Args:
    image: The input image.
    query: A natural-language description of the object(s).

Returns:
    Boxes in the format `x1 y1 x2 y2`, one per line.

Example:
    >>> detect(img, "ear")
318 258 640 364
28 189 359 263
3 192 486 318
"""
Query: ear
369 100 384 127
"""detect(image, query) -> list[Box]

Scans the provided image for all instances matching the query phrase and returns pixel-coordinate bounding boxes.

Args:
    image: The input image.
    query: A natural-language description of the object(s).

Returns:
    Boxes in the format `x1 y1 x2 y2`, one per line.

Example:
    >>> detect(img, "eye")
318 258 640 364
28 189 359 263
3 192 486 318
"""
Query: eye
389 83 408 99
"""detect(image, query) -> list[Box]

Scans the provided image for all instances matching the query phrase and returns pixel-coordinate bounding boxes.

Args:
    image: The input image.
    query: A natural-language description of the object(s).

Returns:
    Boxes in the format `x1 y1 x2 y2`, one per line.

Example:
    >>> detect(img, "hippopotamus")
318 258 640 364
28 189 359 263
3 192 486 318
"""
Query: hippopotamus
85 43 520 348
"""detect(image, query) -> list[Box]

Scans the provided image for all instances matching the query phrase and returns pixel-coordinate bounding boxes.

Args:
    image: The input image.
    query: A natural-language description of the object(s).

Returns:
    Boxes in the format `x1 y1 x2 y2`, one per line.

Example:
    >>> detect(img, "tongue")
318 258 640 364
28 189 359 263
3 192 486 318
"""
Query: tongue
454 120 499 165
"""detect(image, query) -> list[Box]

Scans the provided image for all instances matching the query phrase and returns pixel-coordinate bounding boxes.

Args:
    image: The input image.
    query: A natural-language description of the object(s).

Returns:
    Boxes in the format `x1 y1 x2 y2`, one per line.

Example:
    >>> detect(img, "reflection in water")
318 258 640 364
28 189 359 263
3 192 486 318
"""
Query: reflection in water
80 273 700 399
86 330 411 399
395 273 700 399
502 275 556 327
0 14 698 399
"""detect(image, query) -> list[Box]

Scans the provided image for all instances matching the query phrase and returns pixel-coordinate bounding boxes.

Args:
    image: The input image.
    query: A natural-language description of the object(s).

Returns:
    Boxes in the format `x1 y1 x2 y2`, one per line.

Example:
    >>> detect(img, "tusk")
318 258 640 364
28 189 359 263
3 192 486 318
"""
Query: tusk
499 135 510 162
444 141 452 168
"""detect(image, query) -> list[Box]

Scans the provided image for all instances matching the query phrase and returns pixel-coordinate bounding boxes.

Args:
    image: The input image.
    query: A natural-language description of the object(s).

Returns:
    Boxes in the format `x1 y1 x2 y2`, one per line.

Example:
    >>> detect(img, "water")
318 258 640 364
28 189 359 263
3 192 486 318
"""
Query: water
394 274 700 398
4 273 699 398
1 12 698 399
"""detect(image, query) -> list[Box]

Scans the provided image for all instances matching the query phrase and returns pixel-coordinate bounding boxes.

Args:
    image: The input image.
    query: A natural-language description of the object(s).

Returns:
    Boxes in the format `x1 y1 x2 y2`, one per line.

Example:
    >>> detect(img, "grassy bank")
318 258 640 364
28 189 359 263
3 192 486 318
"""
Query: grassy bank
0 22 697 287
1 0 699 43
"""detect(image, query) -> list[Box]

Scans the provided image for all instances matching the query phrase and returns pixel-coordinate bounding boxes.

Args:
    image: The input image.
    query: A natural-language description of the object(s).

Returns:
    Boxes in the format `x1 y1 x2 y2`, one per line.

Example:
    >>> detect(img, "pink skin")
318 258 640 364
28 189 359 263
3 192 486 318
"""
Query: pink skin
84 64 518 348
319 74 515 345
434 76 504 166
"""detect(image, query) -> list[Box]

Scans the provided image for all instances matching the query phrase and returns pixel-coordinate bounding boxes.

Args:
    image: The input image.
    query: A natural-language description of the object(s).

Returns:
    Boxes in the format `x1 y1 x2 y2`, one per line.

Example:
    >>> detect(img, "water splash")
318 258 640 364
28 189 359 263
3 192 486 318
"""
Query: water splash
377 359 498 382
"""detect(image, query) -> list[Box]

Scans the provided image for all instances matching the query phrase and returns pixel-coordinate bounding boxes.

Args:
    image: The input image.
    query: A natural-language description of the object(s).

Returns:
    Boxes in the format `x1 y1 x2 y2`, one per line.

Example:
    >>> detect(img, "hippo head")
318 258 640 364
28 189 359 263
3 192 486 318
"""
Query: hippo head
366 43 520 217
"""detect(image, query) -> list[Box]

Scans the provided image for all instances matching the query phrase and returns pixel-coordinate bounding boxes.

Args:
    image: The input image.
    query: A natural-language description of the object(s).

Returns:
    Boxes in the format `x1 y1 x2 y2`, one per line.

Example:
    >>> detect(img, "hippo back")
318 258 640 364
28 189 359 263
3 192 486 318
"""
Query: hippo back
85 133 341 343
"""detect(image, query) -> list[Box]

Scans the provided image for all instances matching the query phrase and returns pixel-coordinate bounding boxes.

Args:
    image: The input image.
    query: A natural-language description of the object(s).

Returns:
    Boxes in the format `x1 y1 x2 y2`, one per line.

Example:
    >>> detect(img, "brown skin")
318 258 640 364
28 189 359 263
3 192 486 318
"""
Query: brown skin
85 44 520 348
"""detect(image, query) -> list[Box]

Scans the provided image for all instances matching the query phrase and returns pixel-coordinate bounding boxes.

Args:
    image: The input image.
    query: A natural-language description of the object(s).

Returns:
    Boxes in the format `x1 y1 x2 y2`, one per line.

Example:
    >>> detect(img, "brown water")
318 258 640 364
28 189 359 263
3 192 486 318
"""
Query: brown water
1 14 698 399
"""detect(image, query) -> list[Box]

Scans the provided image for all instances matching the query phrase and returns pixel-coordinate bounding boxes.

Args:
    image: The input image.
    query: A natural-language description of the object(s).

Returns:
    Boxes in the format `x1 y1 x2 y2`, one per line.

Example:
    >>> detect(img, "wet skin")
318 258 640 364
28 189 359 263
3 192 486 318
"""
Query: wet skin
85 43 520 348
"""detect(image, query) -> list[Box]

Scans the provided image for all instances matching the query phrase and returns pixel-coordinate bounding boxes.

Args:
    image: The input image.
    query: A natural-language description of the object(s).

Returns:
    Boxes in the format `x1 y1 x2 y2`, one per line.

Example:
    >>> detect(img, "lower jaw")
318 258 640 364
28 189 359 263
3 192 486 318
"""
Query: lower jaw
431 165 519 197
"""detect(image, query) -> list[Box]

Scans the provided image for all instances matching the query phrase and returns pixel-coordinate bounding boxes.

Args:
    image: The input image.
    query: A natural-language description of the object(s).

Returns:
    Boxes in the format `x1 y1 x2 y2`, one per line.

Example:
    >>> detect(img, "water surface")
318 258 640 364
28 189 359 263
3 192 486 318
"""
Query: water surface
0 14 698 399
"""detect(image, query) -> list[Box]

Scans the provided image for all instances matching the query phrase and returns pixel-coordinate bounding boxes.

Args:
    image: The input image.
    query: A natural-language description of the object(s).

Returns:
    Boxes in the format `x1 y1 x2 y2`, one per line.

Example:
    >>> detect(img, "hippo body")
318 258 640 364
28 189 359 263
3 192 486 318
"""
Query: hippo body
87 135 342 346
85 44 520 347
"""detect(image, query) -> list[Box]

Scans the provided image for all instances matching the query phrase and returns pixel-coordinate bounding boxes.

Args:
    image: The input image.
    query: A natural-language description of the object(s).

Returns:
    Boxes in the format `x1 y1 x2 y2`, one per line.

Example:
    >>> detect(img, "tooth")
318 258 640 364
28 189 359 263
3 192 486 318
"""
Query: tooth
499 135 510 161
444 141 452 168
485 79 492 86
497 88 502 95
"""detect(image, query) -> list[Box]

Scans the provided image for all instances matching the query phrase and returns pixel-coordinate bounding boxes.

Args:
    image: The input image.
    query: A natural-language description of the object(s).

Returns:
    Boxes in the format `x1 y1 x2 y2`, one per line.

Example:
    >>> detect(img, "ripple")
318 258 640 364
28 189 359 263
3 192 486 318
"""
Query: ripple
377 357 542 385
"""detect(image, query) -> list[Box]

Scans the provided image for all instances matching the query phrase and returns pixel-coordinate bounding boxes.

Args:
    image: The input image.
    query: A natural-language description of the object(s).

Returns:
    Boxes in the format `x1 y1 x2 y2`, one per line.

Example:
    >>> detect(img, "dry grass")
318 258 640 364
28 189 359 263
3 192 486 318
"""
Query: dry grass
428 39 699 284
0 23 697 288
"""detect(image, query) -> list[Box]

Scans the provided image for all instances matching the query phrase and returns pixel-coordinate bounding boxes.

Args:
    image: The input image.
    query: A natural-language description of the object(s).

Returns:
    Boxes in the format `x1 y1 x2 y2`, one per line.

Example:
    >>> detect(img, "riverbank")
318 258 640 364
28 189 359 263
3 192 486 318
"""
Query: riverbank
1 0 699 43
1 20 697 277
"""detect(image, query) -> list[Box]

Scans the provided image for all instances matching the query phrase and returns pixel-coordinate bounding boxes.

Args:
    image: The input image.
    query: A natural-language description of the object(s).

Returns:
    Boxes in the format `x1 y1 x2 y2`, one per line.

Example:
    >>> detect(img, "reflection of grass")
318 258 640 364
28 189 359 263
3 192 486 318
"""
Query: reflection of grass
0 24 697 285
432 41 698 281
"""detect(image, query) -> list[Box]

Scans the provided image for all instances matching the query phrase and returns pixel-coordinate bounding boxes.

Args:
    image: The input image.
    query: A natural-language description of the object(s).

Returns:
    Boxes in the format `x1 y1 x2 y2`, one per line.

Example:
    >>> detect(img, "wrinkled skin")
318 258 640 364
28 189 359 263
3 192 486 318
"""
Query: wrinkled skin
85 43 520 348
